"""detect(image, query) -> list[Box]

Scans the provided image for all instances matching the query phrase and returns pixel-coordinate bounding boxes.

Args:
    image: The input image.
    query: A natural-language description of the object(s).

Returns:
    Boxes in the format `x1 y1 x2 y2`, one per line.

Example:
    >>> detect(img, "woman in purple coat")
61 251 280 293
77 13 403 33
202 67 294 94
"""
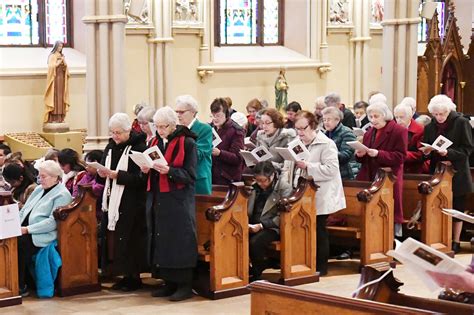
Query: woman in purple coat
210 98 245 185
355 101 408 238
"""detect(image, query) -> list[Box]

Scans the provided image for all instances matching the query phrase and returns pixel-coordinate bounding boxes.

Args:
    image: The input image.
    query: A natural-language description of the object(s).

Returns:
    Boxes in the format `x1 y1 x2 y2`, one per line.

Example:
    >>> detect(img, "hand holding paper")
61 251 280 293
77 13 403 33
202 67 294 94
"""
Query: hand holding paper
420 135 453 152
347 141 369 153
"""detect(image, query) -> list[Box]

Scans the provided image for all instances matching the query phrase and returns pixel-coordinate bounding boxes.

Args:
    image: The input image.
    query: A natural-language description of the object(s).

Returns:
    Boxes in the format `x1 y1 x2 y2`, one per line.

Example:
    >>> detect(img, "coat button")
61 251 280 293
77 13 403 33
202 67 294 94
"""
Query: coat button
119 237 122 241
156 233 160 236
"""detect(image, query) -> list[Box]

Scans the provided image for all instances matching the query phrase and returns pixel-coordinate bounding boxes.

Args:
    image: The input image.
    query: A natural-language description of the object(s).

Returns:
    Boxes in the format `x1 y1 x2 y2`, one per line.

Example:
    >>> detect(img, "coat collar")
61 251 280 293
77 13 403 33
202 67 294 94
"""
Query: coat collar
307 130 332 148
371 120 396 149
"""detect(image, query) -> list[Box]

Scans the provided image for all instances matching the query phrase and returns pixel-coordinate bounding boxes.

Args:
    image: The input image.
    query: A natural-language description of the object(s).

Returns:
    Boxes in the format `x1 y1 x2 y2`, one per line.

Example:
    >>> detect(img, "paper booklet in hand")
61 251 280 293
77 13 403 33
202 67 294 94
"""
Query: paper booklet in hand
129 146 168 168
386 237 466 291
244 137 256 150
86 162 110 172
442 208 474 224
420 135 453 152
275 138 310 162
0 202 21 240
347 140 370 152
212 128 222 148
240 146 273 167
352 123 372 137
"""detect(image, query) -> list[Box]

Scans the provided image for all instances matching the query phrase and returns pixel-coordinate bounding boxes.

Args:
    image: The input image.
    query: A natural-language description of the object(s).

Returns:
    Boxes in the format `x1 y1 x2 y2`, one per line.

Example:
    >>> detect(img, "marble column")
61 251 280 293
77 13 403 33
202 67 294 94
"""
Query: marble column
148 0 174 108
350 0 371 103
381 0 419 108
83 0 128 151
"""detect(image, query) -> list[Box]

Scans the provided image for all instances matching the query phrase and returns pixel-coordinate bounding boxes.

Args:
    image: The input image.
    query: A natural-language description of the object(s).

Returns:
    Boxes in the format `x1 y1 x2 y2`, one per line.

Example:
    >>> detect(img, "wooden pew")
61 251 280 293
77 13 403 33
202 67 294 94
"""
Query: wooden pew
0 192 21 307
355 262 474 314
403 162 453 254
272 178 319 285
53 185 101 297
248 281 437 314
194 183 250 299
328 168 395 267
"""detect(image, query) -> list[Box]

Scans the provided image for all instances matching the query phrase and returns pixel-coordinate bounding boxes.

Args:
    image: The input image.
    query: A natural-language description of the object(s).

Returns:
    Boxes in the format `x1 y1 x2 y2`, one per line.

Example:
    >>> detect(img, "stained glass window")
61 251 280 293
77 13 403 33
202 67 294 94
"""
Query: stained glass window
418 1 446 42
217 0 282 46
0 0 71 46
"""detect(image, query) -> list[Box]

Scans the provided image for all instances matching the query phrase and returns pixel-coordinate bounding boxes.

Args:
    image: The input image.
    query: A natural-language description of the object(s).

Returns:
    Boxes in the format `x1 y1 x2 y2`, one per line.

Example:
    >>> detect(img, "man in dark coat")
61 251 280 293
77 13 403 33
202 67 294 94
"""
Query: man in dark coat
98 113 148 291
324 92 356 129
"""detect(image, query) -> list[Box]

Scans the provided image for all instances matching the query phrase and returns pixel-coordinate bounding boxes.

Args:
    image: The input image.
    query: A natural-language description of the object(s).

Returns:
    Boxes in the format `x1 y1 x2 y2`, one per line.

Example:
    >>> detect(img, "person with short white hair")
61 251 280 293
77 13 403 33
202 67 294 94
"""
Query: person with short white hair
422 94 473 254
174 95 212 195
314 96 326 128
400 96 418 119
142 105 198 301
415 114 432 126
355 101 407 237
368 93 387 105
324 92 356 128
394 104 427 174
97 112 148 292
136 106 157 144
321 106 359 179
17 159 72 297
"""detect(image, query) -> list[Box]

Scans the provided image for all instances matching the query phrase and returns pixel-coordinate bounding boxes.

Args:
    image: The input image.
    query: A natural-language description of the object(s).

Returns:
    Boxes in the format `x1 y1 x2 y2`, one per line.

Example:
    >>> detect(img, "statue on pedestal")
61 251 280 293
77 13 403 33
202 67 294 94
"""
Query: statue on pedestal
43 41 70 133
275 69 288 111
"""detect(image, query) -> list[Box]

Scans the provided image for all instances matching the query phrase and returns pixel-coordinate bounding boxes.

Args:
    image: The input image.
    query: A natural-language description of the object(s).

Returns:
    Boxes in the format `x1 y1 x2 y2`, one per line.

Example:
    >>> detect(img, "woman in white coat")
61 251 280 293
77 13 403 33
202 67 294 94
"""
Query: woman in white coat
293 110 346 275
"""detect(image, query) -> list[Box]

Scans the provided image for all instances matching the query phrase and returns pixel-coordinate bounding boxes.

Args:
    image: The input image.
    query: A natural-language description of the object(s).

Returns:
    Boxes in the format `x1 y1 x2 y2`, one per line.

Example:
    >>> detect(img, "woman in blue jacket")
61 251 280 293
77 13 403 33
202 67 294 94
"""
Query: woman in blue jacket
17 160 72 296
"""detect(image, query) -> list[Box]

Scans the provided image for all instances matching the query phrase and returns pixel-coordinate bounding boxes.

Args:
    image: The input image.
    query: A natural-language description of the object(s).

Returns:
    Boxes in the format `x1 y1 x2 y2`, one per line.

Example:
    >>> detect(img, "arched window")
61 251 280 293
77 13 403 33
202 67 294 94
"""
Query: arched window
215 0 283 46
0 0 72 46
418 0 446 42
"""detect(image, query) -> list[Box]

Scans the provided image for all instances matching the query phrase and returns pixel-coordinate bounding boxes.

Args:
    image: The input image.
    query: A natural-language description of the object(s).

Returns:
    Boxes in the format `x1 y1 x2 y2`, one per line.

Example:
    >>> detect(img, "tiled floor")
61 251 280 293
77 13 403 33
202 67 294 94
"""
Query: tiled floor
3 247 472 315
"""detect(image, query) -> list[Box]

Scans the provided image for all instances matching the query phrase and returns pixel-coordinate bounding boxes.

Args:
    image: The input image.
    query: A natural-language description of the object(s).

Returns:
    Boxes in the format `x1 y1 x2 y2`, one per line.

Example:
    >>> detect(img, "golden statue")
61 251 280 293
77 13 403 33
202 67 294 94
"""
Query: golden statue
44 41 70 124
275 69 288 111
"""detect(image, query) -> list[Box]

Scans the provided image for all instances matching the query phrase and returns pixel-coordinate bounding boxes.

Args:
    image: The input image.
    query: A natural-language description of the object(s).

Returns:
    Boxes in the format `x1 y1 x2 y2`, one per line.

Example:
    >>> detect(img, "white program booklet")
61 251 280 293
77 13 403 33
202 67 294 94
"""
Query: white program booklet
352 123 372 137
347 140 370 152
240 146 273 167
244 137 257 150
0 203 21 240
387 237 467 291
420 135 453 152
275 138 310 162
212 128 222 148
86 162 110 172
442 208 474 224
129 146 168 168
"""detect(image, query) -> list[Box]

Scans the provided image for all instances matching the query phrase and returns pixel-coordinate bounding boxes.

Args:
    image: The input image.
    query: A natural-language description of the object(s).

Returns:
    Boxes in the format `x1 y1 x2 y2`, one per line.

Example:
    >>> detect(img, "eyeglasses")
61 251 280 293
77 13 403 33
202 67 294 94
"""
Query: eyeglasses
155 124 170 130
109 130 127 136
295 125 309 132
262 120 273 126
175 109 191 115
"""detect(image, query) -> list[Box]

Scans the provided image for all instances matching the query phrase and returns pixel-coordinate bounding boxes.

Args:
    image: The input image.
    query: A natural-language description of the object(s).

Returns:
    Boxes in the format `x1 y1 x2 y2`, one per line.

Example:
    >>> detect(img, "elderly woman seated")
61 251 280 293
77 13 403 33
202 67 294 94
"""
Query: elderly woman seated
248 161 292 280
17 160 72 296
322 106 359 179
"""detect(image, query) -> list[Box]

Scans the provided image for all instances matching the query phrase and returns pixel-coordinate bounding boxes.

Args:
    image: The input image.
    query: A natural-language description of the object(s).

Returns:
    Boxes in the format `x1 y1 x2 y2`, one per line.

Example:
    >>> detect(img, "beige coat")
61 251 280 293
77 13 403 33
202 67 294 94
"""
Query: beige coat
294 131 346 216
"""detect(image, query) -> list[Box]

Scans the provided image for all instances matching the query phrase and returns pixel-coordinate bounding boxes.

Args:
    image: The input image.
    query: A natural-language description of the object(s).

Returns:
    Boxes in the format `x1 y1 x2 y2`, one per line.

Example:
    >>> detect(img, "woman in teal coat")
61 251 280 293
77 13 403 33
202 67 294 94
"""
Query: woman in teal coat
175 95 212 195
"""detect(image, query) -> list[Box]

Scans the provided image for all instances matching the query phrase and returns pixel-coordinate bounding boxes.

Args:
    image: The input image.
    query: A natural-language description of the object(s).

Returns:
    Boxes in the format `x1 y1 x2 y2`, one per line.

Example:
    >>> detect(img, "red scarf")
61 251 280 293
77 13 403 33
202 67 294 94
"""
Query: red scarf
159 136 186 193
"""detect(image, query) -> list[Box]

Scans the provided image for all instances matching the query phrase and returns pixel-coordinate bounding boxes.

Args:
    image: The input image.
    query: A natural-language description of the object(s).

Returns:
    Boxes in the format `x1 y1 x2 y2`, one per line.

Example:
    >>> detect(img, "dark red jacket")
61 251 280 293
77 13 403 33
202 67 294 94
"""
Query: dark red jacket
211 118 245 185
356 120 408 224
404 119 429 174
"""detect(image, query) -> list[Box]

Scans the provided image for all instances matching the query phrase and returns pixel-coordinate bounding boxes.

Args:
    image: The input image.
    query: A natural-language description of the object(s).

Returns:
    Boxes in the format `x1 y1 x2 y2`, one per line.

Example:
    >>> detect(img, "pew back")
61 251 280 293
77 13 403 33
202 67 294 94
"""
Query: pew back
403 162 453 254
278 178 318 285
249 281 437 314
54 185 101 297
329 168 395 266
0 192 21 307
194 183 250 299
356 262 474 315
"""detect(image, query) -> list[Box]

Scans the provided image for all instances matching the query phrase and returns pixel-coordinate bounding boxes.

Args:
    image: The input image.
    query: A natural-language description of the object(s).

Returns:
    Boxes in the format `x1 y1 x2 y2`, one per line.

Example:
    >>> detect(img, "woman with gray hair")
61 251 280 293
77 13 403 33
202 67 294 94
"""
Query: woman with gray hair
355 102 407 237
422 94 473 253
322 106 359 179
141 106 197 301
17 160 72 296
97 112 148 291
136 106 157 145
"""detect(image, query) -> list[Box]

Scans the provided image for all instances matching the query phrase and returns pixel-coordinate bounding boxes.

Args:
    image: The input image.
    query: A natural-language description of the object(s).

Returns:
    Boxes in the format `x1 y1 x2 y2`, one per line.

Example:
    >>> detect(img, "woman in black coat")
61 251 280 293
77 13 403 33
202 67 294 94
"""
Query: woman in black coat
141 106 197 302
97 113 148 291
422 95 474 253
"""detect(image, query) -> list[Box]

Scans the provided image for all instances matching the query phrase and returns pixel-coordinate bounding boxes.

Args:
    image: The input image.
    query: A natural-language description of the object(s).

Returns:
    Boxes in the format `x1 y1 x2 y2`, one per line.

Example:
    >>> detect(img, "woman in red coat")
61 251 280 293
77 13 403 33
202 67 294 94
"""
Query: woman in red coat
355 101 408 237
